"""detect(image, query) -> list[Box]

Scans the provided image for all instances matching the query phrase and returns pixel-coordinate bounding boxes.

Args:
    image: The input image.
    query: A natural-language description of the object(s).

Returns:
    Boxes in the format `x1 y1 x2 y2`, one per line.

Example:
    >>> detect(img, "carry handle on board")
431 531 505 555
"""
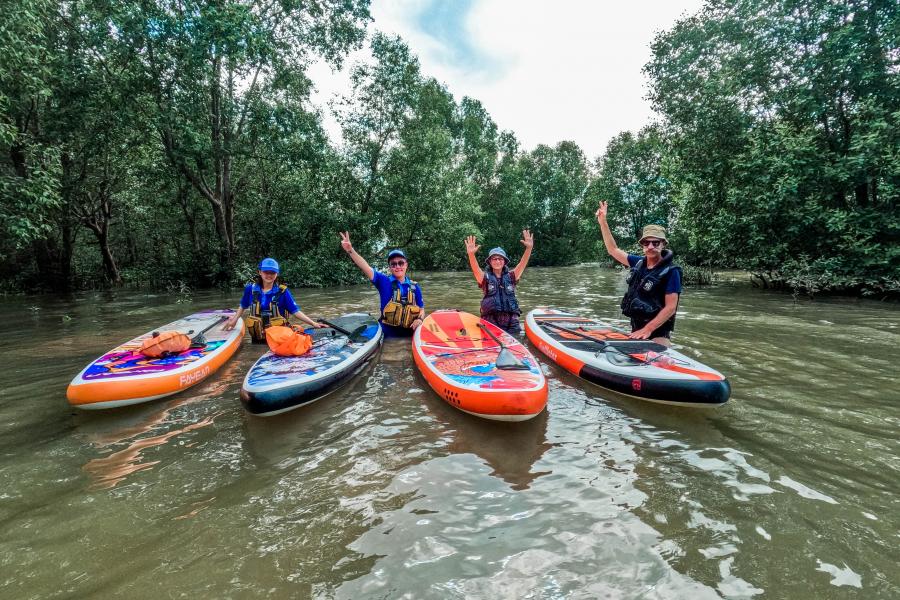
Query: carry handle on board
538 320 668 362
316 318 368 343
476 322 530 370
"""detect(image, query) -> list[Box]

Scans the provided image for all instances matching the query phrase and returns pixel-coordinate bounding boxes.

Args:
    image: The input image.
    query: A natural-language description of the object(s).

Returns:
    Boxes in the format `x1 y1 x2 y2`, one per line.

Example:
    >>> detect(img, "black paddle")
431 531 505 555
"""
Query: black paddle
539 320 667 362
185 314 228 348
476 323 531 370
317 318 368 343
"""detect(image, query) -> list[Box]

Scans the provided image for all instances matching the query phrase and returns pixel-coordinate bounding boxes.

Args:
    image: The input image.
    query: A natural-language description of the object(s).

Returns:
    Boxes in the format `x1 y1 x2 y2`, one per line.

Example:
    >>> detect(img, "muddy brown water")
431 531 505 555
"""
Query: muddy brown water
0 265 897 599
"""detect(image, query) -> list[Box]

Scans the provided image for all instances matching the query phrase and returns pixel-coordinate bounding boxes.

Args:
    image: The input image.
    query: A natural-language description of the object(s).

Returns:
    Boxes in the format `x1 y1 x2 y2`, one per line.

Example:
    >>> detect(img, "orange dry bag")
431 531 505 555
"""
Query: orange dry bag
265 326 313 357
140 331 192 357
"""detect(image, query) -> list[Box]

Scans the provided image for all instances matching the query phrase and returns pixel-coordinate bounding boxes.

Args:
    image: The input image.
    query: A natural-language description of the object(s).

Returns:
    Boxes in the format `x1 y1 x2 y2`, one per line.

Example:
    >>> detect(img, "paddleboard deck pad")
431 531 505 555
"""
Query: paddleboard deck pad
240 313 382 416
67 309 244 409
413 310 547 422
525 309 730 407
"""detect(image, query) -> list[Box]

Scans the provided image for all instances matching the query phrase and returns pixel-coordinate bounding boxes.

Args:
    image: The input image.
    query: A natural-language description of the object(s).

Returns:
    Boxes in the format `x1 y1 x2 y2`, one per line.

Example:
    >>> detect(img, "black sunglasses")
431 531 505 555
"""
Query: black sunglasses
389 260 407 267
640 239 663 248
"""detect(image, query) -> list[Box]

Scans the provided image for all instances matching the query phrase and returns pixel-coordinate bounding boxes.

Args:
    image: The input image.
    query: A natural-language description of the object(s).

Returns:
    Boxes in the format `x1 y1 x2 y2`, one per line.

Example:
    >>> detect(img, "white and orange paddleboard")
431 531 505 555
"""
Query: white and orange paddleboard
413 310 547 421
67 309 244 409
525 308 730 407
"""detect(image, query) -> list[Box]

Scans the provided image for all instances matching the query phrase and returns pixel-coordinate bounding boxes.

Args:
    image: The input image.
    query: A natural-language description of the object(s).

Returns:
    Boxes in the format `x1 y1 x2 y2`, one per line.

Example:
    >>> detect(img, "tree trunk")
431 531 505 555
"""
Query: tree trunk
96 227 122 285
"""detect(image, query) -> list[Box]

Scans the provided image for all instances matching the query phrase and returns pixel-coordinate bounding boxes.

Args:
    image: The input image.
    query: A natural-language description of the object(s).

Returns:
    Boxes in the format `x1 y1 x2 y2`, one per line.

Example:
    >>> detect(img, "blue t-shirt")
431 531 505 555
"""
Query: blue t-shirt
239 283 300 315
371 270 424 337
627 254 682 295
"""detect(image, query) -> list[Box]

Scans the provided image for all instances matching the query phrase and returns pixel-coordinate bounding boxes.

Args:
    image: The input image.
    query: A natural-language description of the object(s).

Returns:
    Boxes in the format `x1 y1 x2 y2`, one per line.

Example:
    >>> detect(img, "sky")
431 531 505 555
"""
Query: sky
308 0 707 160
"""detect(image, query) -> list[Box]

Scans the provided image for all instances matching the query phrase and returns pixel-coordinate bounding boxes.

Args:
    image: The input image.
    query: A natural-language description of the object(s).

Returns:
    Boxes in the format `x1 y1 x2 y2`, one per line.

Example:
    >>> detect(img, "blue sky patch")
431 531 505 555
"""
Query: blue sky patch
412 0 503 76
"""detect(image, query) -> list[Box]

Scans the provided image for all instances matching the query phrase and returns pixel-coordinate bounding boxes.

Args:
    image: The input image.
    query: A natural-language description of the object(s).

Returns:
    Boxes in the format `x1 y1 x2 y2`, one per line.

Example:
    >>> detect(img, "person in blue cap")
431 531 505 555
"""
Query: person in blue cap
464 230 534 334
223 257 325 343
340 232 425 337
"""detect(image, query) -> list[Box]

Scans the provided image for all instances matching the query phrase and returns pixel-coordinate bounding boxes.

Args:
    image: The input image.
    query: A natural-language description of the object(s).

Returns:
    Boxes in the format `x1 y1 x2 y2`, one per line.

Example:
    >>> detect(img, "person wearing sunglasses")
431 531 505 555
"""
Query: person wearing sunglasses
464 230 534 335
596 201 682 346
339 232 425 337
223 257 326 343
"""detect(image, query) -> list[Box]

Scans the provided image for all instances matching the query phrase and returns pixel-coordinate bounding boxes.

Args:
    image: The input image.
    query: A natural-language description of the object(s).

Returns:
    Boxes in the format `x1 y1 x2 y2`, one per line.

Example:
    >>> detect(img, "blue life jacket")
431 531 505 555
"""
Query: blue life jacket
481 268 520 316
621 250 680 325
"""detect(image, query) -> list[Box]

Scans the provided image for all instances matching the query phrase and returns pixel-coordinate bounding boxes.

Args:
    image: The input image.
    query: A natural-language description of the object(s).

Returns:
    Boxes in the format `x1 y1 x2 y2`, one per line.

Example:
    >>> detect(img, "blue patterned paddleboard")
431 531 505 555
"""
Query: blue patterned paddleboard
240 314 382 416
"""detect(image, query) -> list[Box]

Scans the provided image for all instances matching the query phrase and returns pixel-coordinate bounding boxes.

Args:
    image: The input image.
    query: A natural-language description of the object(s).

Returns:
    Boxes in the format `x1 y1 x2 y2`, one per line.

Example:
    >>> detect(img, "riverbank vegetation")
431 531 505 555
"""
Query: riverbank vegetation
2 0 897 297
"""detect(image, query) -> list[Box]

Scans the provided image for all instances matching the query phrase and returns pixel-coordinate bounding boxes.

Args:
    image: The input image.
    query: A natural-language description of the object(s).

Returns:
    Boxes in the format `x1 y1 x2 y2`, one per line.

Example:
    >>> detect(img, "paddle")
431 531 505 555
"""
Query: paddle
185 315 228 348
317 318 368 343
476 322 531 370
539 320 667 362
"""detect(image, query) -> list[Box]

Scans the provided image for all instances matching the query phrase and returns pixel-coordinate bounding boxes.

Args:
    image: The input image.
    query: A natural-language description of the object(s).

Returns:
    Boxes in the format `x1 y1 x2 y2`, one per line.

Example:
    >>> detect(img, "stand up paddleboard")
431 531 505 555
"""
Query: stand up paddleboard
240 314 382 416
413 310 547 421
525 308 730 407
67 309 244 409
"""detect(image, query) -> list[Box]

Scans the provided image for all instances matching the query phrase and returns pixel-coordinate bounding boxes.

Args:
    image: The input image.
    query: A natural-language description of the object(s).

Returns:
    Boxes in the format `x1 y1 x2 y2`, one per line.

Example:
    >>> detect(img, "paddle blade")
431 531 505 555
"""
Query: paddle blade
495 347 530 370
346 325 369 343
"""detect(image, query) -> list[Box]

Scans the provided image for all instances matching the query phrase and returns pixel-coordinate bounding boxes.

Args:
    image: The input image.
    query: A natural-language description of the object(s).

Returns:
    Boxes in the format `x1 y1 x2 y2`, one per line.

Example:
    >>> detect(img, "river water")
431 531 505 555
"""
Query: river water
0 265 897 599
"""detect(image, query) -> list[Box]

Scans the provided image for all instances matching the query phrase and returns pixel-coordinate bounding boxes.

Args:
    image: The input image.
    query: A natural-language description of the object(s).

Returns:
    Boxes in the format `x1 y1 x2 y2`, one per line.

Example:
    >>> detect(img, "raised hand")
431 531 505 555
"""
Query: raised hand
464 235 480 254
339 231 353 253
520 229 533 249
595 201 608 224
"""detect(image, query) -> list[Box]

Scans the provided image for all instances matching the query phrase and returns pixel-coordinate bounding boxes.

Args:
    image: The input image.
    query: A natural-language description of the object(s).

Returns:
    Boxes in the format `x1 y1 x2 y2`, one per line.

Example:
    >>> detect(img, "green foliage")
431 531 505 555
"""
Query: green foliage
643 0 900 295
1 0 896 300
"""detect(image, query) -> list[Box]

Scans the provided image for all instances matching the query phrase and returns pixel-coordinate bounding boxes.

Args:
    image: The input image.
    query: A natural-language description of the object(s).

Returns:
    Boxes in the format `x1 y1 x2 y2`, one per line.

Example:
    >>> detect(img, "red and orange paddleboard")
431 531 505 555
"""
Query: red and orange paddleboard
525 308 730 407
413 310 547 421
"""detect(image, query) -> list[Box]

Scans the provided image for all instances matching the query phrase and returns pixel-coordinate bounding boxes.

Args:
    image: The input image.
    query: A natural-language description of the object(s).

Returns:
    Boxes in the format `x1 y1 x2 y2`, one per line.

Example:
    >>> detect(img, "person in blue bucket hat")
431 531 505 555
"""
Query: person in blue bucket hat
223 257 325 342
464 230 534 334
339 233 425 338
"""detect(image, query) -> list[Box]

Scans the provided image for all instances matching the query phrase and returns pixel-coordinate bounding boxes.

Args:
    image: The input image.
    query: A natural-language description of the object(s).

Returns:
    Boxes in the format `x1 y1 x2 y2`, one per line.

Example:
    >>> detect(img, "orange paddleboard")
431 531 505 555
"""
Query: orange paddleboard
413 310 547 421
67 309 244 409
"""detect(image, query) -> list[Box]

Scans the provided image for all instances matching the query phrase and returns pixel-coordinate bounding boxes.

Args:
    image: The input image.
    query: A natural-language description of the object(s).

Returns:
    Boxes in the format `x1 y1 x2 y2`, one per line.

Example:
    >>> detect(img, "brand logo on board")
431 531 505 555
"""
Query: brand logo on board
180 366 210 387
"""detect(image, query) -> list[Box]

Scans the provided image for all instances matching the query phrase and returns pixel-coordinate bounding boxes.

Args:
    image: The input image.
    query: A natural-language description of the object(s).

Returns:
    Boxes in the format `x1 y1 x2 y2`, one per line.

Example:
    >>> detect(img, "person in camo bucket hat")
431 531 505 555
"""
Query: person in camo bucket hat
464 231 535 335
595 202 682 346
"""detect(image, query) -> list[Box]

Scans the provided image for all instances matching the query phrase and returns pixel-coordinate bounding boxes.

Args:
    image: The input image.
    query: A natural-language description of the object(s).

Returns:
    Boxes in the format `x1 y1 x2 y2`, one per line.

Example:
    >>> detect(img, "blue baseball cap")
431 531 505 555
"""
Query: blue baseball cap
258 257 280 273
387 249 407 261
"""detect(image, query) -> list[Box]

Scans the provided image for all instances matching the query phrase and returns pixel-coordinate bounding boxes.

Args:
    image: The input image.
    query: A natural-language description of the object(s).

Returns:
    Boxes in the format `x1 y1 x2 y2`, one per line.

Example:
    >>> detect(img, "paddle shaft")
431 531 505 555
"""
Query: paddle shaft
539 320 616 347
317 318 367 342
318 318 351 336
183 315 228 342
539 320 667 355
477 321 506 348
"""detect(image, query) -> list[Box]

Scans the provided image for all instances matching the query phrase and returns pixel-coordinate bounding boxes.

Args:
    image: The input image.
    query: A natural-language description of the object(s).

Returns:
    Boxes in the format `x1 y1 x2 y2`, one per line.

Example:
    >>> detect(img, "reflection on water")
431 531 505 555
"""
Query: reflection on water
83 413 217 490
421 391 553 491
0 269 898 599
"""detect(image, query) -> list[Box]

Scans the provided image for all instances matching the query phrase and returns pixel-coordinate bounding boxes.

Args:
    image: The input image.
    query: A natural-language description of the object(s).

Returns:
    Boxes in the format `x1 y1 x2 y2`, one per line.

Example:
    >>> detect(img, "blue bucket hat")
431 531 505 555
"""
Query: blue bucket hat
387 249 407 261
486 247 509 264
258 257 280 273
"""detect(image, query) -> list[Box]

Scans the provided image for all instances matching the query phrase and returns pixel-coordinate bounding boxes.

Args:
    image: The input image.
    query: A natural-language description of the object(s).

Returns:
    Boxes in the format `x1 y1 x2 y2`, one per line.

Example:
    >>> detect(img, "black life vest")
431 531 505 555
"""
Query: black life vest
481 268 520 316
621 250 680 324
247 283 290 343
381 279 422 328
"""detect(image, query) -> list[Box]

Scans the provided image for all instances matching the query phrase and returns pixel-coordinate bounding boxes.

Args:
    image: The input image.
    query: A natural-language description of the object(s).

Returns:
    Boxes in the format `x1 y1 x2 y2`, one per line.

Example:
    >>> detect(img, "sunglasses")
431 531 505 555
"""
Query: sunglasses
389 261 407 267
640 239 663 248
489 256 505 261
260 270 278 275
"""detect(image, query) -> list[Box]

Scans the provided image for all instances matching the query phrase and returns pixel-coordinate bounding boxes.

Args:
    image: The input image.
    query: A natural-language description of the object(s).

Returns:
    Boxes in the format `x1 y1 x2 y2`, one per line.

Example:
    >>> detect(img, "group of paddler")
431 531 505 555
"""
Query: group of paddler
223 202 682 356
66 202 722 413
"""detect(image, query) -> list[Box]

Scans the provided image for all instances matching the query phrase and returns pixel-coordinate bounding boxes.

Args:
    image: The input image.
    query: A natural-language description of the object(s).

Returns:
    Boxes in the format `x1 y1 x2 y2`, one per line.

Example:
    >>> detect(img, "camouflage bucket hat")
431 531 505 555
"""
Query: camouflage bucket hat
638 224 668 243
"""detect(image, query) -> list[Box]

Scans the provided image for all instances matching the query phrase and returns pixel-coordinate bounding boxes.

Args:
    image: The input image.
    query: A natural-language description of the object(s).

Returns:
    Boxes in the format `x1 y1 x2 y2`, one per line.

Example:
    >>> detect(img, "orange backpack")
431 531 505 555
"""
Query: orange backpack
140 331 192 357
265 326 313 356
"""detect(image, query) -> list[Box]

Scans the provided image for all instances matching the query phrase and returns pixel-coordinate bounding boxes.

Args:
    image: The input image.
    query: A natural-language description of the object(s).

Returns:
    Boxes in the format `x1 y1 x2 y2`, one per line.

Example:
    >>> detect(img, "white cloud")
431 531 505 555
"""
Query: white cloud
308 0 706 159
